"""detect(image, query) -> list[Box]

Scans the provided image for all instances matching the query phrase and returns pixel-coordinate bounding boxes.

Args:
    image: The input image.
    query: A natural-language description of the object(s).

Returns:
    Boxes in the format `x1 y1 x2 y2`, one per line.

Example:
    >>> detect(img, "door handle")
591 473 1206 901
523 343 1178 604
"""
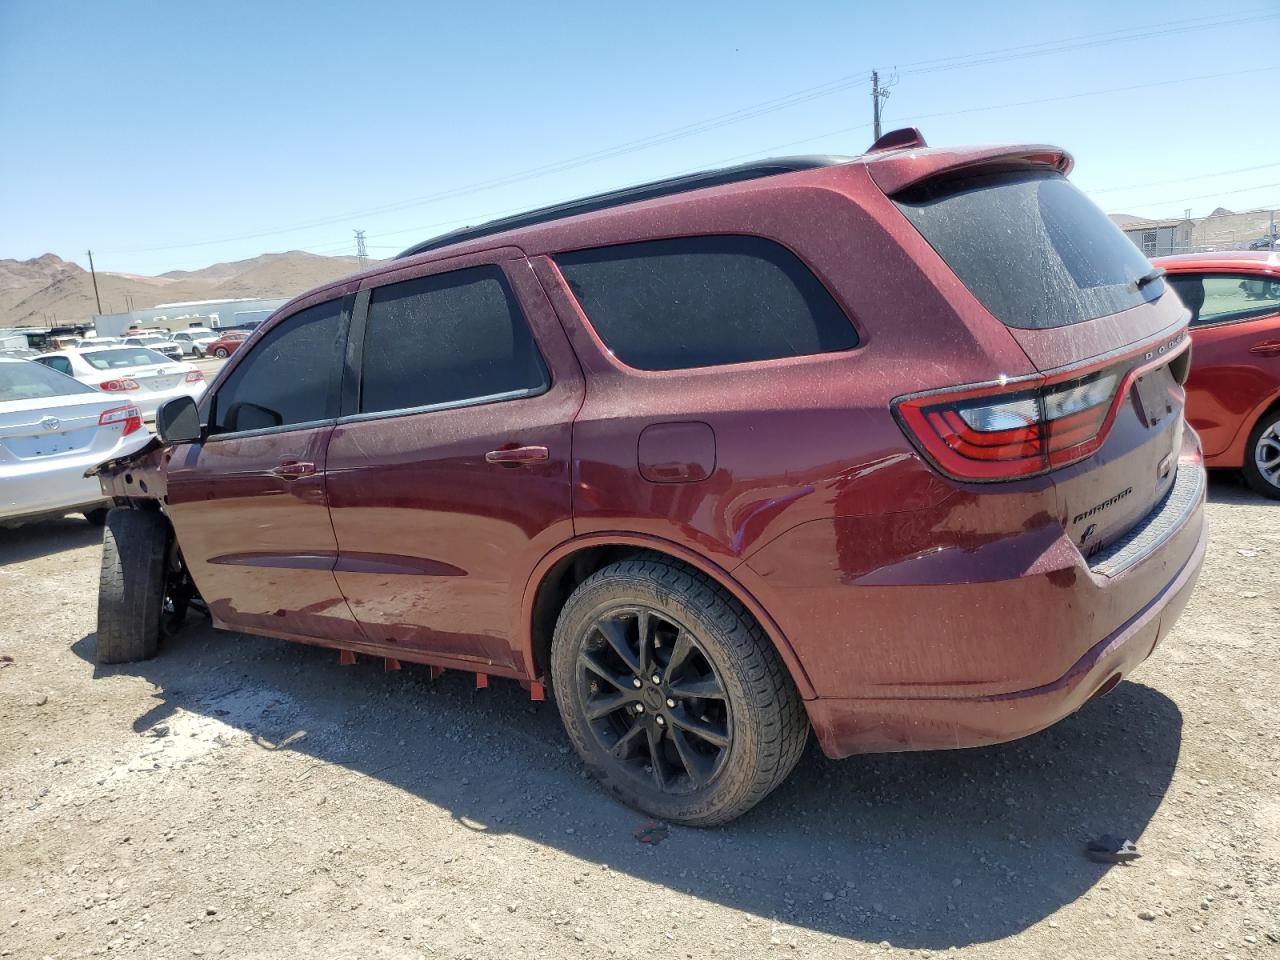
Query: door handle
270 460 316 479
485 445 549 465
1249 340 1280 357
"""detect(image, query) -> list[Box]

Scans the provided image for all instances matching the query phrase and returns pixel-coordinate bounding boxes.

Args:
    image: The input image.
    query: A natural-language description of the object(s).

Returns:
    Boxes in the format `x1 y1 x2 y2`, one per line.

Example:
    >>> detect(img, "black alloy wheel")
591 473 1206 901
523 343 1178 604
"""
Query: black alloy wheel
576 605 732 793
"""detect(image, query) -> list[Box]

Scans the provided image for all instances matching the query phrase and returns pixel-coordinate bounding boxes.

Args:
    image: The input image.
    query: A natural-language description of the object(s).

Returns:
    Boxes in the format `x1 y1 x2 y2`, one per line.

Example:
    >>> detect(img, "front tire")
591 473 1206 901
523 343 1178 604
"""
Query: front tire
83 507 109 526
213 347 229 358
1243 409 1280 500
96 509 169 664
551 557 808 826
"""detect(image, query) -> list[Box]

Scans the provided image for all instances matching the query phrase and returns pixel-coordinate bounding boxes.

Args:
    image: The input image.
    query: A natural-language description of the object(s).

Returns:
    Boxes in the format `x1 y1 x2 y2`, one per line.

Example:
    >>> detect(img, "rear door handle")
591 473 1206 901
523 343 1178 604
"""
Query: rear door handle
1249 340 1280 357
485 445 549 465
270 460 316 479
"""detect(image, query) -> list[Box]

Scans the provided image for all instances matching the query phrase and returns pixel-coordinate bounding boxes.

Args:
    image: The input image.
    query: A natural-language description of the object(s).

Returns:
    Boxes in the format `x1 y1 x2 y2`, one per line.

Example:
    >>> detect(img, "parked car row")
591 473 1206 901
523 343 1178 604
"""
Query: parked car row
32 347 206 420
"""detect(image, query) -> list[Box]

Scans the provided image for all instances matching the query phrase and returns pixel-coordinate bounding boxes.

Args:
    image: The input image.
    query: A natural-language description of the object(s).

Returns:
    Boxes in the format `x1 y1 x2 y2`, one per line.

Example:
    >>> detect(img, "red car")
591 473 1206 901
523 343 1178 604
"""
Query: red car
205 331 249 359
1156 252 1280 498
93 131 1205 825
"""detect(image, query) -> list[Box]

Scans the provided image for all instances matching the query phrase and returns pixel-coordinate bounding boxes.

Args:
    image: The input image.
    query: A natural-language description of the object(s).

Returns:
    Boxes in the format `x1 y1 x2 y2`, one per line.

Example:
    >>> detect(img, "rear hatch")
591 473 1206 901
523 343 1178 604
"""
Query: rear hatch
882 158 1193 556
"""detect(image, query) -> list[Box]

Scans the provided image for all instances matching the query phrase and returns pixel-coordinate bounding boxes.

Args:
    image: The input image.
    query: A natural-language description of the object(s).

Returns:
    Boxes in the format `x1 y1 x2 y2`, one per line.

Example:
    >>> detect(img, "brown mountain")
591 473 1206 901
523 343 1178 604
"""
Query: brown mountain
0 251 371 328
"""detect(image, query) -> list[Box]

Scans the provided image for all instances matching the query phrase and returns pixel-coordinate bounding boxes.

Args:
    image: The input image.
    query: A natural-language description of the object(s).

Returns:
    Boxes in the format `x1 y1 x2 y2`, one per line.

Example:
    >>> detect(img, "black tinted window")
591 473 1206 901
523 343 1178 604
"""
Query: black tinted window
556 235 857 370
360 265 548 414
895 170 1165 330
212 300 345 433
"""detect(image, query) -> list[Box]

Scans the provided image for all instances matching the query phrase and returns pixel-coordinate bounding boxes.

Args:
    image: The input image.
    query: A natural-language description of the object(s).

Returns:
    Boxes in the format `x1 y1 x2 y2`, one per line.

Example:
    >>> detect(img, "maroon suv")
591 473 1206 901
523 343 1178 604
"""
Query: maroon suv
93 130 1206 825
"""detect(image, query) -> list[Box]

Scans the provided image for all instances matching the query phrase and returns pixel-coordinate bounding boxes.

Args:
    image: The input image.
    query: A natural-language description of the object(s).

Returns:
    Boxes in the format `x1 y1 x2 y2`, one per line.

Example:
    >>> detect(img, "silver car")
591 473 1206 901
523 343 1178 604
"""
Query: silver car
0 359 151 526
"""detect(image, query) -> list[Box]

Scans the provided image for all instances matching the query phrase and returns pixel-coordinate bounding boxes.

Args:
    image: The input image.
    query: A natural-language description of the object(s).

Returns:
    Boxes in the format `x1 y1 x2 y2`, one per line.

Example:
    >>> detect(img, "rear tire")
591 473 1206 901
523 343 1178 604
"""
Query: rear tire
96 509 169 664
551 557 808 826
83 507 109 526
1242 409 1280 500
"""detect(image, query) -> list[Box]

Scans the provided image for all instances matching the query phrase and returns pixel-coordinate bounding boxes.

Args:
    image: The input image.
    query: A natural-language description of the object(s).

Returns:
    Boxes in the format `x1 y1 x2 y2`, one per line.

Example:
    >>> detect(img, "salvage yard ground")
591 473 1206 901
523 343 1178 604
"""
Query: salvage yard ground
0 478 1277 959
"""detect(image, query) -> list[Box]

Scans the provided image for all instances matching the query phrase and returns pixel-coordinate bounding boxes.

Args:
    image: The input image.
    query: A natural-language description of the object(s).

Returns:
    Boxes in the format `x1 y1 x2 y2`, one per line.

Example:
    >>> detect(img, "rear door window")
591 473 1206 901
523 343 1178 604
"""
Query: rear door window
555 235 857 371
211 300 347 434
895 170 1166 330
1168 273 1280 327
359 265 548 415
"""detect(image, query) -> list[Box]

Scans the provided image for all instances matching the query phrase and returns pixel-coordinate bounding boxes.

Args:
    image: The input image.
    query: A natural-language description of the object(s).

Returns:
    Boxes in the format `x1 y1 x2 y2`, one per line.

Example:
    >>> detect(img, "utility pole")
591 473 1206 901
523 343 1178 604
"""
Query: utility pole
354 229 368 271
871 71 882 140
87 249 103 315
871 70 896 141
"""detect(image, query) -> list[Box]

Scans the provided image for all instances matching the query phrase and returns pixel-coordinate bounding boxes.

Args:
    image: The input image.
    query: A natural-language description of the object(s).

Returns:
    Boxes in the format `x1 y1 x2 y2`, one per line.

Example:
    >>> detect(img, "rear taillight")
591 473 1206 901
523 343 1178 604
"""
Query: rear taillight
100 378 139 392
896 368 1123 482
99 404 143 436
185 370 204 383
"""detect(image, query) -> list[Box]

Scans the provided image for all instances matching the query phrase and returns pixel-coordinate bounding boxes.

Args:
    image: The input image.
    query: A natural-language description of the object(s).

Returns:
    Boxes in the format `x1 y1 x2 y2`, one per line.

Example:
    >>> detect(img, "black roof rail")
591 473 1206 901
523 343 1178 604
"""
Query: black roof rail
395 155 854 260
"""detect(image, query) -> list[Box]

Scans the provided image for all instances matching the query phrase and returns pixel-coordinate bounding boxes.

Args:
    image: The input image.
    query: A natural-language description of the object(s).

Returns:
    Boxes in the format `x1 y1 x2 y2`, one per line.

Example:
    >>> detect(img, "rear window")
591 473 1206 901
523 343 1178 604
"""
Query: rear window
81 348 170 370
556 235 858 370
0 361 95 401
895 170 1166 330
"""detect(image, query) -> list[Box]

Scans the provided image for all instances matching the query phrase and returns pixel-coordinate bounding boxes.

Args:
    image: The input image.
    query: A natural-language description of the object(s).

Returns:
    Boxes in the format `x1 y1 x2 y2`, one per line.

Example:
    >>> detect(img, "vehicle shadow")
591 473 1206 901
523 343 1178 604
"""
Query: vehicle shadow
0 516 101 566
1206 468 1274 505
72 622 1181 950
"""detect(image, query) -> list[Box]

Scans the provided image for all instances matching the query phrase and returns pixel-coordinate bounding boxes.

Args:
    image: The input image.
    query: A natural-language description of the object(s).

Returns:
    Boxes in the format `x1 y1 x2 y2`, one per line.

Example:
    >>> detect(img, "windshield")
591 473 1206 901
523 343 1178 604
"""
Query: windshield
894 170 1166 330
0 361 96 401
133 336 168 344
81 347 172 369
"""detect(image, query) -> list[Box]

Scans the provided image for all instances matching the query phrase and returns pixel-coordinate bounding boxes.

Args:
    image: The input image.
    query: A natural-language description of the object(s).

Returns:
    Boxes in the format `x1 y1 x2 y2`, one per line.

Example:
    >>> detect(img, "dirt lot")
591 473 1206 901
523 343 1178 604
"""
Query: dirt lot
1 476 1277 959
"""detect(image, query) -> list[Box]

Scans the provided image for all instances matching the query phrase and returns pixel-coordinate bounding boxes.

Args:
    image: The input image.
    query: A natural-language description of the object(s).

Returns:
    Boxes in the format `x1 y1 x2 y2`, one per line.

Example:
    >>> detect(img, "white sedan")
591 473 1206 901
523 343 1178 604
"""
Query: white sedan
33 346 206 420
0 358 151 526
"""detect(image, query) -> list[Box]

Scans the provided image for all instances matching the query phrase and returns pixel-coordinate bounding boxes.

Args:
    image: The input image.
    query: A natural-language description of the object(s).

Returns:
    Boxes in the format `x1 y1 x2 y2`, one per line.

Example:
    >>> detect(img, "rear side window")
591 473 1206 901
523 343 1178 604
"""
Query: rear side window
556 235 858 371
1168 273 1280 327
360 265 548 415
895 170 1165 330
212 300 346 434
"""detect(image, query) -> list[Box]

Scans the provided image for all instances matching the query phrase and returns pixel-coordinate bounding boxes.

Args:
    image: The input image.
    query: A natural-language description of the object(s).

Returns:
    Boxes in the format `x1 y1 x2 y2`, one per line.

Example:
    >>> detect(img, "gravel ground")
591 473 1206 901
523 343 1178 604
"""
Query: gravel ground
1 474 1277 959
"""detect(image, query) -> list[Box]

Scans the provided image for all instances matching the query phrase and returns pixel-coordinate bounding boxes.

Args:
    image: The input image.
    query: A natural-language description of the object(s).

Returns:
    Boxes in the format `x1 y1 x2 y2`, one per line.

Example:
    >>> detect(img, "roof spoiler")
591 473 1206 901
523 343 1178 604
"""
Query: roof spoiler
866 143 1074 196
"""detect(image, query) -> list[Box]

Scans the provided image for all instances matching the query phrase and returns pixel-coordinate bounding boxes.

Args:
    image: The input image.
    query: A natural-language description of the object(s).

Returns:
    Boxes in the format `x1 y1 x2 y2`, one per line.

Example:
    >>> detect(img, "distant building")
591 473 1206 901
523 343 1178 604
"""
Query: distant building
92 297 288 338
1120 218 1194 257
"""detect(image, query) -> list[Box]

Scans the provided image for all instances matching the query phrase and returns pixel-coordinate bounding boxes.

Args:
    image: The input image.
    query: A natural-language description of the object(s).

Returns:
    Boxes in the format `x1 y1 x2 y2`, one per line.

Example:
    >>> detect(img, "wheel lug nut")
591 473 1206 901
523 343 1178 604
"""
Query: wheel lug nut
655 715 665 726
632 677 642 688
666 698 676 708
651 674 661 685
634 703 645 714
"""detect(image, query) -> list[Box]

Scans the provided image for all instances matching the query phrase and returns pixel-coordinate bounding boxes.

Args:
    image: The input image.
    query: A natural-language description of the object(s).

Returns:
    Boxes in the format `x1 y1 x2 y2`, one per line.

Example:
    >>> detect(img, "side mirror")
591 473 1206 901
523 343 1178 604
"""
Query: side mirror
156 395 202 444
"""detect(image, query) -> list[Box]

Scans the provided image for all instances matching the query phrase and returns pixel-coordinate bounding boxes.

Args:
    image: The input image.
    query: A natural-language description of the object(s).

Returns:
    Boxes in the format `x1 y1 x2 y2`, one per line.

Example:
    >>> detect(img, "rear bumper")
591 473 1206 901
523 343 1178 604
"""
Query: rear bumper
806 514 1205 757
0 434 152 523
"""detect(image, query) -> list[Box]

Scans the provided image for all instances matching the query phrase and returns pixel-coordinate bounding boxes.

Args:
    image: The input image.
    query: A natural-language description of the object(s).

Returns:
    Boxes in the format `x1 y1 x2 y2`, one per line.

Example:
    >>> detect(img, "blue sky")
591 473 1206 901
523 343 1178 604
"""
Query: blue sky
2 0 1278 274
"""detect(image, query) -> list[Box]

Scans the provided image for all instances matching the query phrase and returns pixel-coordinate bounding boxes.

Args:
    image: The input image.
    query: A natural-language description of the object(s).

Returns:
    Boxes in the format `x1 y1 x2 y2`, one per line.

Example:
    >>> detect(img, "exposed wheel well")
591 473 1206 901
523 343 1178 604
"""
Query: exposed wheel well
529 544 790 686
529 545 642 681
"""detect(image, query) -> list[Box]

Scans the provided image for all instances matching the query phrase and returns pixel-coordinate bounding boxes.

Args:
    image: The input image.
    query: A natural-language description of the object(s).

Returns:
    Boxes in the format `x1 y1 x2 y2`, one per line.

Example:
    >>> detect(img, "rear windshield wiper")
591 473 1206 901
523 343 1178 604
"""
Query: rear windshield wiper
1132 267 1166 291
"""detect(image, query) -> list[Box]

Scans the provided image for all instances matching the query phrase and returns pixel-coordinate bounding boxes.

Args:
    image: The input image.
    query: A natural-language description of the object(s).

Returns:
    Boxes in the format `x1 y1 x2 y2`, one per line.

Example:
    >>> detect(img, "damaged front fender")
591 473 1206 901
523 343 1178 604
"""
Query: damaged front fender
86 437 170 504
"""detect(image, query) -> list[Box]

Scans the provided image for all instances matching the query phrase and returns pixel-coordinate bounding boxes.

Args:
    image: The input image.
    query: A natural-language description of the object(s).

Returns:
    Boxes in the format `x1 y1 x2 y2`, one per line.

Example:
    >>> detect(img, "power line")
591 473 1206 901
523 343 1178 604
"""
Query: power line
100 10 1276 259
1111 185 1280 216
1085 161 1280 194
